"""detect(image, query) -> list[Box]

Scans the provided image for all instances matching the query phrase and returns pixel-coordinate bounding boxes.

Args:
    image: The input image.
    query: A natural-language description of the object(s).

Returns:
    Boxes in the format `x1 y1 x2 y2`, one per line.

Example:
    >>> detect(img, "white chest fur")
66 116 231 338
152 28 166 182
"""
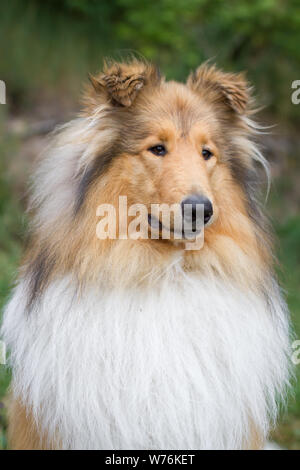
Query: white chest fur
2 270 290 449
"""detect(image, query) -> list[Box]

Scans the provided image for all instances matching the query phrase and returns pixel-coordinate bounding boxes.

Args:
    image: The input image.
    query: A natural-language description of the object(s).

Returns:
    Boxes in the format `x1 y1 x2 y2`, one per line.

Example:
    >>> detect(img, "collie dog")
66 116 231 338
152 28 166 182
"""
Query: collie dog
2 60 291 450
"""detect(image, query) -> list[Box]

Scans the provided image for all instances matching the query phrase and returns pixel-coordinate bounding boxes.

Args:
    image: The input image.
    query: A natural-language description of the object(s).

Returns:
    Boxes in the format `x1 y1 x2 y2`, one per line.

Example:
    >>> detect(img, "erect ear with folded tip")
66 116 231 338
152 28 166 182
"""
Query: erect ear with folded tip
88 60 161 107
187 63 251 114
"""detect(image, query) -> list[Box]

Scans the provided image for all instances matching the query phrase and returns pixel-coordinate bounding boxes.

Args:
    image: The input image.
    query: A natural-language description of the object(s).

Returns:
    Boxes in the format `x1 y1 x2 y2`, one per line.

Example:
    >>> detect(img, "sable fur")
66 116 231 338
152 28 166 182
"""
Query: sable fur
1 59 291 450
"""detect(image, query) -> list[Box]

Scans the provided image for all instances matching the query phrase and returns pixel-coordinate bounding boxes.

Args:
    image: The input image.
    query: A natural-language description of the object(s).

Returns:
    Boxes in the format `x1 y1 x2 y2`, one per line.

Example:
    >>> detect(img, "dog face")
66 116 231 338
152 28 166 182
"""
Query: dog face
25 60 270 297
80 60 256 242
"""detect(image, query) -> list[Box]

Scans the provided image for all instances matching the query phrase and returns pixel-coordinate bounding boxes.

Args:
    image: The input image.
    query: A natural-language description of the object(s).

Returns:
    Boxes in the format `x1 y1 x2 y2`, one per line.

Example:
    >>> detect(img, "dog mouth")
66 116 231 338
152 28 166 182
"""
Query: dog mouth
147 214 202 240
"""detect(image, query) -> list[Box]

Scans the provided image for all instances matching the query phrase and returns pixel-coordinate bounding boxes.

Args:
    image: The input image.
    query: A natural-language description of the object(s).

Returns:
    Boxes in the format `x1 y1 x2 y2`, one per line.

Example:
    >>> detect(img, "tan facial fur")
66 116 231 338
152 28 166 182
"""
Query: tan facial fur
23 60 272 294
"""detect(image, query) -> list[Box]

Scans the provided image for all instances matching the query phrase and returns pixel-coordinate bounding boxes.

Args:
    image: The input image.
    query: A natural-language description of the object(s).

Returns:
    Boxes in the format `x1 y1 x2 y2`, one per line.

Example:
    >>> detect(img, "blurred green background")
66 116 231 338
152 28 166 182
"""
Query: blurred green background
0 0 299 449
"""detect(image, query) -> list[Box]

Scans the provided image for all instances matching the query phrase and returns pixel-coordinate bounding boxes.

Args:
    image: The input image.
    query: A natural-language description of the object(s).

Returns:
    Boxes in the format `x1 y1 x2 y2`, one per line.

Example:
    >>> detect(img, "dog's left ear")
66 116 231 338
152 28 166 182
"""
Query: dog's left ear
88 60 161 107
187 64 251 114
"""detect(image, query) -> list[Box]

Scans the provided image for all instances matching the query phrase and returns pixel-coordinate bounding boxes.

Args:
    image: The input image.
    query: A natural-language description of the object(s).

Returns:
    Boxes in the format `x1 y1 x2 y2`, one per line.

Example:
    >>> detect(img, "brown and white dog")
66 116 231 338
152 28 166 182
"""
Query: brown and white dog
2 60 291 449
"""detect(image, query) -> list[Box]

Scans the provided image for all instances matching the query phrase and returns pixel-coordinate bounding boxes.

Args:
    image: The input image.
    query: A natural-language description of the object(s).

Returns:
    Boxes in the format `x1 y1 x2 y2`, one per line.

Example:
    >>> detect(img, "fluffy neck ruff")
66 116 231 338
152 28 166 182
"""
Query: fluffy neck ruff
3 264 290 450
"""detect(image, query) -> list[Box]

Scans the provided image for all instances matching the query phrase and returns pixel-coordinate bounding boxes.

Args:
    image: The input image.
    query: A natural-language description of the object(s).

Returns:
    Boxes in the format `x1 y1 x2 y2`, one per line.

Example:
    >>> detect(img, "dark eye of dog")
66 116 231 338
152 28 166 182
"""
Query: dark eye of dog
202 148 213 160
148 145 167 157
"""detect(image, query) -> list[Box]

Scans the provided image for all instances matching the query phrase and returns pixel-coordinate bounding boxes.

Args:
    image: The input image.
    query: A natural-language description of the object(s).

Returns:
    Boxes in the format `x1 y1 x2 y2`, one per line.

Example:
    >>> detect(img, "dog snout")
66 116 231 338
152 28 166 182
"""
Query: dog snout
181 194 213 226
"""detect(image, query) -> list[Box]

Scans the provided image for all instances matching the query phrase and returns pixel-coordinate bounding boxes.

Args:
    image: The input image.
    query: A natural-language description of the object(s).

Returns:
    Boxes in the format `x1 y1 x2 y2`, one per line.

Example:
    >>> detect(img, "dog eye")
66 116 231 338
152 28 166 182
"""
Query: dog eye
148 145 167 157
202 148 213 160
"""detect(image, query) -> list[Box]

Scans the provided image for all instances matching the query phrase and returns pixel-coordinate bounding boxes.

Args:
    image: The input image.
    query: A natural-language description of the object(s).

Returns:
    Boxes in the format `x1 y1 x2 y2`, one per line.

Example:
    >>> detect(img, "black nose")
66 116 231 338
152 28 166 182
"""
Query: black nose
181 194 213 226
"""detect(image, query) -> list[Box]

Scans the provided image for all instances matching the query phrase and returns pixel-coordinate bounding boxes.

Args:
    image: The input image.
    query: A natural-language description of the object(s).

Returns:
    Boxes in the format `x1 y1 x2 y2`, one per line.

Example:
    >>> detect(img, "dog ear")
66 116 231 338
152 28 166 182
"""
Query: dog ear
187 64 251 114
88 60 161 107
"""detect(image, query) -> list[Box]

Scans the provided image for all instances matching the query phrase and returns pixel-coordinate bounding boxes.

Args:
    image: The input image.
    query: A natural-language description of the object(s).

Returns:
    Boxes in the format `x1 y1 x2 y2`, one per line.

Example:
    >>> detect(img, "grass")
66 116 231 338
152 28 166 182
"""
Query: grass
0 118 26 450
0 128 299 449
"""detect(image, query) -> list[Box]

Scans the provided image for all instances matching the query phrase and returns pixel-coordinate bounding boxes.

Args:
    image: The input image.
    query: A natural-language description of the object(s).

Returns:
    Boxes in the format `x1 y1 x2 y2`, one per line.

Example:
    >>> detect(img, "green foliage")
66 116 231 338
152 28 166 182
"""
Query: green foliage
272 215 300 449
0 0 299 449
0 132 24 313
0 116 24 450
0 0 299 121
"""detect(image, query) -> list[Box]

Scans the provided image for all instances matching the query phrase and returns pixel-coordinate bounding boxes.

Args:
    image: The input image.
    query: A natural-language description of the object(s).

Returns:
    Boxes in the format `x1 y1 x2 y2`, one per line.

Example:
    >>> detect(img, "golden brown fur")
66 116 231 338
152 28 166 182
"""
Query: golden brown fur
23 60 271 297
8 59 276 449
8 397 59 450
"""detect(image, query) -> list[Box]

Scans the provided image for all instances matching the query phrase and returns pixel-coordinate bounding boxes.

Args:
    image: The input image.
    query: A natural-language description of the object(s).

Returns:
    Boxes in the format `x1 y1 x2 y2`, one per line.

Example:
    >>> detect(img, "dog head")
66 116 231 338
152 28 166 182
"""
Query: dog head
79 59 261 242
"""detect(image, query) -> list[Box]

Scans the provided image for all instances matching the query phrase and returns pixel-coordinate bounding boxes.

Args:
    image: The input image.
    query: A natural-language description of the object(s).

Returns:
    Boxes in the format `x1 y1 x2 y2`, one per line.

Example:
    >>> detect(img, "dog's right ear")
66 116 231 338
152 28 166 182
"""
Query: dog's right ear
87 60 161 108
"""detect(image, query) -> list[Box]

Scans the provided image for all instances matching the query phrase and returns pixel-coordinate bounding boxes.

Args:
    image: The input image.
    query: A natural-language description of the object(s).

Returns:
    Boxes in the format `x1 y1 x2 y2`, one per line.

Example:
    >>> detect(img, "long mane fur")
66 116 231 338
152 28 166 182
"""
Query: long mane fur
1 59 291 450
